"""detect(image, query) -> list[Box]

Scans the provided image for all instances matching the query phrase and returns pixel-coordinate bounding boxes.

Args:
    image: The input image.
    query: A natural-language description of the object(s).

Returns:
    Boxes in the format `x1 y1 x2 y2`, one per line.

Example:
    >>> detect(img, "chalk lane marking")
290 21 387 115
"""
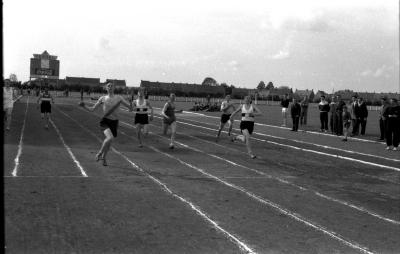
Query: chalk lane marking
172 108 384 145
58 106 257 254
133 121 400 226
169 118 400 172
12 96 29 177
146 144 375 254
173 115 399 163
49 118 88 177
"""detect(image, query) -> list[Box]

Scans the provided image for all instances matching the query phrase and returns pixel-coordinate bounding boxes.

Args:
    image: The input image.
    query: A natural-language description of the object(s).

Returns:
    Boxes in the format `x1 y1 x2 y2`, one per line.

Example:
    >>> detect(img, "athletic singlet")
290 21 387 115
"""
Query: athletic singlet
165 102 175 118
135 99 148 114
99 95 122 120
41 93 52 102
241 104 255 121
3 87 14 107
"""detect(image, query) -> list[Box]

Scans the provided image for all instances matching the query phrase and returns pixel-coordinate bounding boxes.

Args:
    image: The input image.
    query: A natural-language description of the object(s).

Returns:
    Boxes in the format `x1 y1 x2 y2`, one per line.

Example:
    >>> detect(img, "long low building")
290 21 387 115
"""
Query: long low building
140 80 225 96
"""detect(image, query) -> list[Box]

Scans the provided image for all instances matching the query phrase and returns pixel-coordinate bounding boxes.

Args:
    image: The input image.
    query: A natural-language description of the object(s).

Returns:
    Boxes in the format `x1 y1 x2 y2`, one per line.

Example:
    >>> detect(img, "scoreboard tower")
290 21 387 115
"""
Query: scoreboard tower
30 50 60 86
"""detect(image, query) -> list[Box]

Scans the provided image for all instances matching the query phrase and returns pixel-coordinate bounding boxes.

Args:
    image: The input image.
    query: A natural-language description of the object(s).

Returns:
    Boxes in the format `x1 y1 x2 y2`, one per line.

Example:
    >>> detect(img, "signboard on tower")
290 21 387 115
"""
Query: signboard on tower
30 50 60 79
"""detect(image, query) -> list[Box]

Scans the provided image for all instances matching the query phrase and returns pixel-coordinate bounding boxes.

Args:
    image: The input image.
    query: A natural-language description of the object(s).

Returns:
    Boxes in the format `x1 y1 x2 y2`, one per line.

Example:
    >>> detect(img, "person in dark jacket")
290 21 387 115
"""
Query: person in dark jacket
290 98 301 131
378 97 389 141
356 97 368 135
335 95 346 135
383 98 400 150
350 95 359 136
318 96 330 132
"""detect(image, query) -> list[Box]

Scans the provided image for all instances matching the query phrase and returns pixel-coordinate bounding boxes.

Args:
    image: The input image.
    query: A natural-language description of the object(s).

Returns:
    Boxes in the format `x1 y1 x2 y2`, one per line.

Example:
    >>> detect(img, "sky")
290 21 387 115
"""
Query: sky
3 0 399 92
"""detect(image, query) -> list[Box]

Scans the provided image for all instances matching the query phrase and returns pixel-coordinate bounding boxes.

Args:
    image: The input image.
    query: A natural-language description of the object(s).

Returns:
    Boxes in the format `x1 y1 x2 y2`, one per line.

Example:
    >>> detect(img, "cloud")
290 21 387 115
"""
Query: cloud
359 65 393 78
270 34 293 60
271 50 290 60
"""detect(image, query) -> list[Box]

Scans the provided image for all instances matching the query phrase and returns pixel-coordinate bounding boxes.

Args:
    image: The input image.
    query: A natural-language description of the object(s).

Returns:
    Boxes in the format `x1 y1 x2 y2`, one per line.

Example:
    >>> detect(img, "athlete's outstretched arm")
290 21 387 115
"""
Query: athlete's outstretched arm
120 97 133 112
81 96 103 112
253 105 263 115
230 105 242 120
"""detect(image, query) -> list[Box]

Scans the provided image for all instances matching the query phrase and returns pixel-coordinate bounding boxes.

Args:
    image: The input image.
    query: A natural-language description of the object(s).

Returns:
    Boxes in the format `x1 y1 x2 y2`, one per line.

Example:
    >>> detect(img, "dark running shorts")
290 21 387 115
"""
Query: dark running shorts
240 121 254 135
221 114 231 124
134 114 149 125
40 102 51 113
344 122 351 129
163 116 176 125
100 118 119 137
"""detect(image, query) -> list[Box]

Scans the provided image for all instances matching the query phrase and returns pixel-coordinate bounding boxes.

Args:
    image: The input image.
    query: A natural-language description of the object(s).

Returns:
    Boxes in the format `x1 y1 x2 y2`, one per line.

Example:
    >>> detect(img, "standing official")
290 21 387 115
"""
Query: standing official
378 97 389 141
290 98 301 132
383 98 400 151
356 97 368 136
299 96 309 126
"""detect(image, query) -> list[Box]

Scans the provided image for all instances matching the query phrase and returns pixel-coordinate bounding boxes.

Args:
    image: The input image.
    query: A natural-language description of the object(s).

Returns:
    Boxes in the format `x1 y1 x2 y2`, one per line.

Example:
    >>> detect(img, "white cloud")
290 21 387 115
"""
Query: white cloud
271 50 290 60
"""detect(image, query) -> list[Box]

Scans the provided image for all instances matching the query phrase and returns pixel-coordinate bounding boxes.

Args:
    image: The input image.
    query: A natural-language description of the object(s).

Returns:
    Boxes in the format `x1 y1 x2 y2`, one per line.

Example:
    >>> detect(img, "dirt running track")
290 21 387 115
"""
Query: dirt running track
4 95 400 254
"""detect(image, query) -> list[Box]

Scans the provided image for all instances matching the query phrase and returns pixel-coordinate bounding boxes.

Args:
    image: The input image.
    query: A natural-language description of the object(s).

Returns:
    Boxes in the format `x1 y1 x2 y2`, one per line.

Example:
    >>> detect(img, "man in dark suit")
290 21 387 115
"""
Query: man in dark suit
290 98 301 131
356 97 368 136
350 95 359 136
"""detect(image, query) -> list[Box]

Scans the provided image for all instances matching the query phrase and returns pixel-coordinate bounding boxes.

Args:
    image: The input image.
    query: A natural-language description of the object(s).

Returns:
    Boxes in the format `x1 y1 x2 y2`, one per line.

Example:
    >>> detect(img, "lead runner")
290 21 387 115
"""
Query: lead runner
79 81 132 166
216 94 236 142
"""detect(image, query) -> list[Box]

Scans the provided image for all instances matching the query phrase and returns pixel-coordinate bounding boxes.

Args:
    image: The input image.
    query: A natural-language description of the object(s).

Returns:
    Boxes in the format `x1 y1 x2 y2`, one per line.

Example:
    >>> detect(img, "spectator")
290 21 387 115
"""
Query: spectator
329 96 337 134
356 97 368 136
299 95 309 126
80 88 84 100
318 95 330 132
280 94 290 126
290 98 301 132
350 95 359 136
378 97 389 141
342 105 351 141
336 95 346 135
383 98 400 150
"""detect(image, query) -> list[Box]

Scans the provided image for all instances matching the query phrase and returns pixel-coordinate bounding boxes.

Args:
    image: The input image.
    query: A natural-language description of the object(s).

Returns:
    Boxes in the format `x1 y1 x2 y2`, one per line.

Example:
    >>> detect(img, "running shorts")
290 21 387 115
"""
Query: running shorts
221 114 231 124
240 121 254 135
100 117 119 137
134 114 149 125
40 102 51 113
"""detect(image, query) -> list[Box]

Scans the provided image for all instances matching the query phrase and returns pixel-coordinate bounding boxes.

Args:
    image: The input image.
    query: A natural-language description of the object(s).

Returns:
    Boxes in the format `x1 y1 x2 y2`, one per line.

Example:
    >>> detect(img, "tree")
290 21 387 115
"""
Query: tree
257 81 265 90
9 73 18 82
266 81 274 90
220 82 228 88
202 77 218 86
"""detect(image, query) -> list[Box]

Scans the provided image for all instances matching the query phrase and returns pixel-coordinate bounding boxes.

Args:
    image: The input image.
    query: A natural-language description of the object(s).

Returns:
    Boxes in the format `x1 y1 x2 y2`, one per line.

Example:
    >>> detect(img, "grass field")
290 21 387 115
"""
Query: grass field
4 94 400 254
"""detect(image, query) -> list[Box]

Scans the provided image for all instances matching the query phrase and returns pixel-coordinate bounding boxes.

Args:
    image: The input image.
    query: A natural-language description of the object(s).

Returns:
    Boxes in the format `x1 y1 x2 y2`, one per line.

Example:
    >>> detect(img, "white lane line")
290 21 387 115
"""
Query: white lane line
122 107 397 163
175 116 399 163
153 106 384 144
137 123 400 226
147 145 375 254
12 96 29 177
172 119 400 172
58 107 257 254
4 175 89 178
49 118 88 177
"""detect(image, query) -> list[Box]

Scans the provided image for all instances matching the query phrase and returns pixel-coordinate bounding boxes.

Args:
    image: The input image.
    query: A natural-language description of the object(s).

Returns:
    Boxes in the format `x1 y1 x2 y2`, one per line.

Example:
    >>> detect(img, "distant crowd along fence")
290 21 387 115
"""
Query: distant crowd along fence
46 91 383 111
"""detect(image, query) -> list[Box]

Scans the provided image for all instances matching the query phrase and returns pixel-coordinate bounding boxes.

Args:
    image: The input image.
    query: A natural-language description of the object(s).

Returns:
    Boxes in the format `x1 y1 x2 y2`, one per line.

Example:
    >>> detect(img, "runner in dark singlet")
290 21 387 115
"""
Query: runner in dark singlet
161 93 182 149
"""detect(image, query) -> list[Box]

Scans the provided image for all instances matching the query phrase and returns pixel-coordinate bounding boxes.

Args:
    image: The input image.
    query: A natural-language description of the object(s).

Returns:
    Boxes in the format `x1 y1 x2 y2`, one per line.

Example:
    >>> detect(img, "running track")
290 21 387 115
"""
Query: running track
4 96 400 254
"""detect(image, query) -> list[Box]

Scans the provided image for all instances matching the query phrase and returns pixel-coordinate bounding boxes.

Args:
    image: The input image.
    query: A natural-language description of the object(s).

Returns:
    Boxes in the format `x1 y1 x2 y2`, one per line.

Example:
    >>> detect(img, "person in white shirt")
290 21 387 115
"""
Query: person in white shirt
131 89 153 147
230 96 262 159
216 95 236 142
3 79 21 131
80 82 132 166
